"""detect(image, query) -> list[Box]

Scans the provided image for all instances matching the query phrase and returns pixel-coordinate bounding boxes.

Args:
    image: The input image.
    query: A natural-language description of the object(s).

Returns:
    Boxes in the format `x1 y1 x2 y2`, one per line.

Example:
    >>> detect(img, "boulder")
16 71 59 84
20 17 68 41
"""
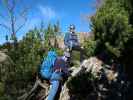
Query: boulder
0 50 14 82
58 57 127 100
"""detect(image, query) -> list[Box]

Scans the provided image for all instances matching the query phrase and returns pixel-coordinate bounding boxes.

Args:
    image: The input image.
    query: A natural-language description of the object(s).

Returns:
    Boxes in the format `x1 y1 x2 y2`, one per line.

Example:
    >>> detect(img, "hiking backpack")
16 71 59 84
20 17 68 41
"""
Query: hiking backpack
40 51 57 79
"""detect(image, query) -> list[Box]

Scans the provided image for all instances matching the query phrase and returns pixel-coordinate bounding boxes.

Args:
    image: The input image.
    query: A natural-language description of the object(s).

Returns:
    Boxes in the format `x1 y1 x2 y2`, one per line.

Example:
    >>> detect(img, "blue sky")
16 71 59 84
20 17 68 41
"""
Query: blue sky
0 0 96 44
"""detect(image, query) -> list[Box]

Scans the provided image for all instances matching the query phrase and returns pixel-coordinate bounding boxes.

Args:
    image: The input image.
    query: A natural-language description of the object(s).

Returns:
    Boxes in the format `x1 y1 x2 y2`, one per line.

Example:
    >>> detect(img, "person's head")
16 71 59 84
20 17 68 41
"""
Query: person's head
69 24 75 33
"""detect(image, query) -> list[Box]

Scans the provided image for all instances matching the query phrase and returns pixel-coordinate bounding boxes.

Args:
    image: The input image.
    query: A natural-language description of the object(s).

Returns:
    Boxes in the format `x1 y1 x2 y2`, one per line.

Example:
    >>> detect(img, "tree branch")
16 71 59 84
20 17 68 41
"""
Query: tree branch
1 0 29 35
14 5 28 22
15 17 27 34
10 0 16 12
0 23 10 31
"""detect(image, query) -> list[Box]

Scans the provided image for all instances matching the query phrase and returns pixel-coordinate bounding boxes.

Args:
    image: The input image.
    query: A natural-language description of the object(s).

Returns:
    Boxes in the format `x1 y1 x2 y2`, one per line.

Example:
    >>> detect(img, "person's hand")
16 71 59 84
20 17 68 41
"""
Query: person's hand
81 46 84 49
55 68 62 72
66 48 70 52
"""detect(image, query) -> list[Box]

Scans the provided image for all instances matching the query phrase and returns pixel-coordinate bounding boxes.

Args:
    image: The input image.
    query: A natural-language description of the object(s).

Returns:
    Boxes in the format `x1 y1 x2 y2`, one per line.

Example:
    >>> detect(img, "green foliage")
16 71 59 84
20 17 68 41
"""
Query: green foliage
91 0 132 60
91 0 133 83
83 37 97 57
0 82 4 96
44 23 60 50
72 51 80 61
0 22 63 99
1 29 44 99
67 72 96 100
54 21 60 32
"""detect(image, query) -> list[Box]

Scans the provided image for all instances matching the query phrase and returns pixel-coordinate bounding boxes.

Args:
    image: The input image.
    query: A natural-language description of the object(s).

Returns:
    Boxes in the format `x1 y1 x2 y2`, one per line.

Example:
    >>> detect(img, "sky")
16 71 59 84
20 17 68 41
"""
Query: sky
0 0 97 44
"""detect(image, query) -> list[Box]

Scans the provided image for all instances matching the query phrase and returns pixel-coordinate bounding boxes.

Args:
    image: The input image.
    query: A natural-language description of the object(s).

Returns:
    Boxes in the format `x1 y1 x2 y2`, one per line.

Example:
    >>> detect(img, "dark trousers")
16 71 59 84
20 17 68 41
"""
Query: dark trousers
66 45 84 64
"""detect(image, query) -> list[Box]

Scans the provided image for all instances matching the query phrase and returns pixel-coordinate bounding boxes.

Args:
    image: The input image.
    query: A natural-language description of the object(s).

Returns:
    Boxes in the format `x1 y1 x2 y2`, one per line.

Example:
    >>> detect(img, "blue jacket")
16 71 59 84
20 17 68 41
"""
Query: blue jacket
64 32 79 48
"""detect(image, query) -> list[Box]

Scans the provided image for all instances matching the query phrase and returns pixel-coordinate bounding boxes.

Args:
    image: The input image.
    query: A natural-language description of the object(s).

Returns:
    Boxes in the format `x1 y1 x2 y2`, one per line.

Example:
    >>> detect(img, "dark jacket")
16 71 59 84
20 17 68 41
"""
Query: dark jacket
64 32 79 48
51 57 69 80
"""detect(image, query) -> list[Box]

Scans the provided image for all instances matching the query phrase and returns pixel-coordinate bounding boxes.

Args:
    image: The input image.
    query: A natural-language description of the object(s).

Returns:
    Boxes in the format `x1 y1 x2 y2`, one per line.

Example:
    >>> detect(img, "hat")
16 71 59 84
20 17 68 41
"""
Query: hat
69 24 75 30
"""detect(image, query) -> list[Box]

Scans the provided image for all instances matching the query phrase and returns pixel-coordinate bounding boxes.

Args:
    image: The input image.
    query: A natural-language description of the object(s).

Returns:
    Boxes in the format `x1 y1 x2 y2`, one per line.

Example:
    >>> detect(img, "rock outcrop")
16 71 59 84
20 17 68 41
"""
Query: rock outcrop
0 50 13 65
0 50 14 81
59 57 127 100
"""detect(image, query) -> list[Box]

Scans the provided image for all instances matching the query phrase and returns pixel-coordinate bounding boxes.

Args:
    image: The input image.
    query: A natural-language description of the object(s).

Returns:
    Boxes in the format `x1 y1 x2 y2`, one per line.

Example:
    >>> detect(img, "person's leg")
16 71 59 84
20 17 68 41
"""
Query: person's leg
72 46 84 62
65 46 72 67
69 49 74 66
79 47 84 63
47 80 60 100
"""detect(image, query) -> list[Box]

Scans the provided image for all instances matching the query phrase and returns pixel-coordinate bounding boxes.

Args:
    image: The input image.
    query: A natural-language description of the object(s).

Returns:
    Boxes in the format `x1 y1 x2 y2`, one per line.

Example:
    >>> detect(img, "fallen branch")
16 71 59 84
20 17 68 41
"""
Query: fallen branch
18 76 49 100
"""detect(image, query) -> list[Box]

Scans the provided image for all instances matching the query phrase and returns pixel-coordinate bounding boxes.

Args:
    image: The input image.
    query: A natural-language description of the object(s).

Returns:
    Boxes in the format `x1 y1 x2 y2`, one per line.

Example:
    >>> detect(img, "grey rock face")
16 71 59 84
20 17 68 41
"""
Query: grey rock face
58 57 126 100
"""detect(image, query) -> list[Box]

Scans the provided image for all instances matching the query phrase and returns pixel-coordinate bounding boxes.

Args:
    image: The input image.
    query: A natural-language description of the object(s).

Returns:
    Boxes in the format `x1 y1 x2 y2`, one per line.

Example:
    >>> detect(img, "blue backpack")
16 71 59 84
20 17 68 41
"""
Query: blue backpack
40 51 57 79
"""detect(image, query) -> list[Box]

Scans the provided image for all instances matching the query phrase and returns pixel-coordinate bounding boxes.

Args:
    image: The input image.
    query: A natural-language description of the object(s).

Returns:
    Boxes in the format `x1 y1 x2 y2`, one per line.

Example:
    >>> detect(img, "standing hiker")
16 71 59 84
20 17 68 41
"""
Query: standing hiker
64 24 84 63
40 50 70 100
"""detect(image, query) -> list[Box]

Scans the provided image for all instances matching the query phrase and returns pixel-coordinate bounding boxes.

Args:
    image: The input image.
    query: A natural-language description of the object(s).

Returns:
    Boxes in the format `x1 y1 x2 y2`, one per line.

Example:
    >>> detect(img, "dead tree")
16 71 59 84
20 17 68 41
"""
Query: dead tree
0 0 28 44
18 76 50 100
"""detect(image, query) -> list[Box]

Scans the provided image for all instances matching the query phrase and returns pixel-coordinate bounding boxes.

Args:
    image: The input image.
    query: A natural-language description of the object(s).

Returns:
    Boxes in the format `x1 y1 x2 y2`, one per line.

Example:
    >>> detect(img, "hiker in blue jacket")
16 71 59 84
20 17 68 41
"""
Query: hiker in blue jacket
40 50 70 100
64 24 84 63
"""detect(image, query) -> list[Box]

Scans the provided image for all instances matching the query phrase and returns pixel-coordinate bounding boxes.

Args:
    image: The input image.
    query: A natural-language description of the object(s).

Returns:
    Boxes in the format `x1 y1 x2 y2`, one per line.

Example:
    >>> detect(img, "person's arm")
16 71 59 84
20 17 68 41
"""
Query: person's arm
64 33 70 47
